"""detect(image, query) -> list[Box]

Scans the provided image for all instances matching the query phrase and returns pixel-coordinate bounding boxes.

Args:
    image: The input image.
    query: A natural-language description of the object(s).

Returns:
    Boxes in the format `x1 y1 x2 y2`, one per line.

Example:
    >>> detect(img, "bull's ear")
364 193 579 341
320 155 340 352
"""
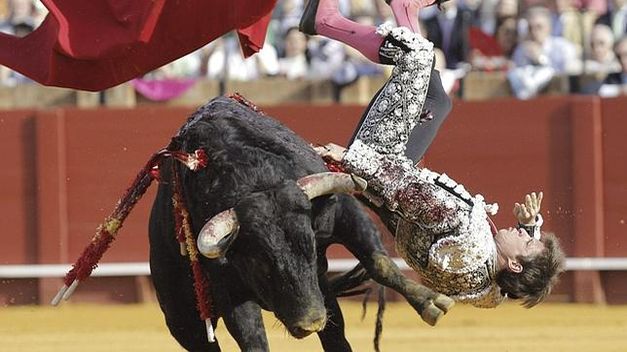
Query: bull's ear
197 208 240 258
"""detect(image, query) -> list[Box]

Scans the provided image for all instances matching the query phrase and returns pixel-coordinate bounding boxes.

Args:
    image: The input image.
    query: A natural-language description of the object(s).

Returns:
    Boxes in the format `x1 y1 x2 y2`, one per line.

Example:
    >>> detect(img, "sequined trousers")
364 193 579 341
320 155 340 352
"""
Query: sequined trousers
351 24 434 156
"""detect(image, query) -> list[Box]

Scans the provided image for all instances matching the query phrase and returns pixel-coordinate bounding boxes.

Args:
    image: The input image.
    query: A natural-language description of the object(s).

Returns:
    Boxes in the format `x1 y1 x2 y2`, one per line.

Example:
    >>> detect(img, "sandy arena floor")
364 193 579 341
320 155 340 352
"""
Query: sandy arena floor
1 301 626 351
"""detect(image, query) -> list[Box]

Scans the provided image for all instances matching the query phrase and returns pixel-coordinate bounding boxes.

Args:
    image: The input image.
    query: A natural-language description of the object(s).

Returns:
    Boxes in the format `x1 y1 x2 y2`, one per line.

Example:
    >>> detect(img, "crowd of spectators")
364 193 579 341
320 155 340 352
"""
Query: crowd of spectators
1 0 627 100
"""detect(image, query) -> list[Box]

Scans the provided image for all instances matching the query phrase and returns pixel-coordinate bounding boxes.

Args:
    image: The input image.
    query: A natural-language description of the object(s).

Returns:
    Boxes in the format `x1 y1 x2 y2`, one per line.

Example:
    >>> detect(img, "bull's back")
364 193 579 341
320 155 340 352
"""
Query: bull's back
179 96 327 178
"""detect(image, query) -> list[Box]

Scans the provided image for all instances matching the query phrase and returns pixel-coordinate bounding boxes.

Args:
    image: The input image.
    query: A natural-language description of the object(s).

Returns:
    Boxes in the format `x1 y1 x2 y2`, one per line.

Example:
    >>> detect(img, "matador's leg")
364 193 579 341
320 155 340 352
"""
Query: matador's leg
301 0 447 162
300 0 384 62
349 69 451 163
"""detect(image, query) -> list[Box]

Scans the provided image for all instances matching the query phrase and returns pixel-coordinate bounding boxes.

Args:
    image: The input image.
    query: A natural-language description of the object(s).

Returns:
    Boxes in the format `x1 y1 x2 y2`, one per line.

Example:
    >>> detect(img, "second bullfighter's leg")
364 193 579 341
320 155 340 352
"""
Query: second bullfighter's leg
221 300 270 352
332 195 454 326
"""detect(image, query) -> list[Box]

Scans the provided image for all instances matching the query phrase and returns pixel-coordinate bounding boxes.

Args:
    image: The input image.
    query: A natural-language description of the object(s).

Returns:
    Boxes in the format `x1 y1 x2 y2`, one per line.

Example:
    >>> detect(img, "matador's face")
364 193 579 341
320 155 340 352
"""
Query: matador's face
495 227 545 272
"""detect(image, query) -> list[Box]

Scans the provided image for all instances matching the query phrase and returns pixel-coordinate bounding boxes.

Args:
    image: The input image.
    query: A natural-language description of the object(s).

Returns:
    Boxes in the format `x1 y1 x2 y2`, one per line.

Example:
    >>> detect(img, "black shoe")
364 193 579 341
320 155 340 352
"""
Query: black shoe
299 0 321 35
431 0 451 10
384 0 451 10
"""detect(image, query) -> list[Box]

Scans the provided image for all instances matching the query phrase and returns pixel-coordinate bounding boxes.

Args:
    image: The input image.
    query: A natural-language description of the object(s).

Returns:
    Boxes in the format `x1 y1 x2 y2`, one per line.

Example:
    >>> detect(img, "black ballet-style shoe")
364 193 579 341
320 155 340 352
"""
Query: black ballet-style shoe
384 0 451 10
299 0 321 36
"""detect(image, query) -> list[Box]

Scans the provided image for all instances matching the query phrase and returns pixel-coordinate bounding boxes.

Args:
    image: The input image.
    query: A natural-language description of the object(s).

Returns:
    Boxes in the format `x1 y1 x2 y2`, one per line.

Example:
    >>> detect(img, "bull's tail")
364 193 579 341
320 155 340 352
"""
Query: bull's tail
329 264 386 352
374 285 385 352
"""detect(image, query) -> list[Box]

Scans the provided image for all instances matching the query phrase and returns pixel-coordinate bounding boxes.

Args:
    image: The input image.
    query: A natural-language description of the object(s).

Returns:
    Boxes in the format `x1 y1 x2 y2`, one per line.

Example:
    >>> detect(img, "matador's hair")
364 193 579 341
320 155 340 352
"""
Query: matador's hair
496 232 565 308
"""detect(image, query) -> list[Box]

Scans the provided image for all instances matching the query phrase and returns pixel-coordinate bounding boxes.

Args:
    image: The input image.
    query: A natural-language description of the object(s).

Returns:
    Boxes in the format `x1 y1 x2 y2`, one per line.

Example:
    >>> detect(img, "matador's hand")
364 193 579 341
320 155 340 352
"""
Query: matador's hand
513 191 543 225
313 143 347 162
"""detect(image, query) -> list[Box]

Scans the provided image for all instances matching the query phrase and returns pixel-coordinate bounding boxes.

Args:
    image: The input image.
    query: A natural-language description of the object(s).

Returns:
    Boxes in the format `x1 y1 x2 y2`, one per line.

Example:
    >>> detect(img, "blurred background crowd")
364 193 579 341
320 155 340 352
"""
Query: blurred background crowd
1 0 627 101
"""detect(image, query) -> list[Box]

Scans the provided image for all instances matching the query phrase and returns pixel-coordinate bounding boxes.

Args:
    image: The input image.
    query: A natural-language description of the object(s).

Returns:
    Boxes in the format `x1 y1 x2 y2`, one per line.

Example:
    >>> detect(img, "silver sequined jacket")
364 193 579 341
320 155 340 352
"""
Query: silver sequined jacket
344 24 505 308
345 140 505 308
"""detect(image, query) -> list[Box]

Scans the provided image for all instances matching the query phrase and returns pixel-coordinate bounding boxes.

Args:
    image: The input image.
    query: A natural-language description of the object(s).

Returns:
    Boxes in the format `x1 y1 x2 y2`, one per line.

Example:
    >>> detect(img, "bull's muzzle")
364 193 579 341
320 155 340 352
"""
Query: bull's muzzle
196 172 367 259
289 314 327 338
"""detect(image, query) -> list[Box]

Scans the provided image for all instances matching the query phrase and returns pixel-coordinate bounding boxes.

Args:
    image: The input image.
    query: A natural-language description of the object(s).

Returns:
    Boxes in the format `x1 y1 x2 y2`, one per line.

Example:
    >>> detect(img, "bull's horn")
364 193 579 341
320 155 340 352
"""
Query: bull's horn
197 208 239 259
297 172 367 200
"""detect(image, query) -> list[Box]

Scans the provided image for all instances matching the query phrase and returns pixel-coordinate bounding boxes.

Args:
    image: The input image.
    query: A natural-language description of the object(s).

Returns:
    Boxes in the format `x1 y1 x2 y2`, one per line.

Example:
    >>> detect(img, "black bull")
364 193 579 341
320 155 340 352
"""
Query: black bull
148 97 453 351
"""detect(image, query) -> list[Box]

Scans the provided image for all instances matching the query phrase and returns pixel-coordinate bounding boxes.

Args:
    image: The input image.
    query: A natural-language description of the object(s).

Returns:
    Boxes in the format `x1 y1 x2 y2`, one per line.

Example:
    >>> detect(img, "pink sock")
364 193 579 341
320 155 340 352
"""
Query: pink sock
315 0 384 63
389 0 422 34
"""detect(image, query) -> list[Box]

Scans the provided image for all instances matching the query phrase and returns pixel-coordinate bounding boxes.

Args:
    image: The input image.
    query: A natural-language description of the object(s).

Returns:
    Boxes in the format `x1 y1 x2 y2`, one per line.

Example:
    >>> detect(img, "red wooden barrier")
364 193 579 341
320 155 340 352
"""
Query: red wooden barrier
1 96 627 304
0 110 38 304
600 97 627 303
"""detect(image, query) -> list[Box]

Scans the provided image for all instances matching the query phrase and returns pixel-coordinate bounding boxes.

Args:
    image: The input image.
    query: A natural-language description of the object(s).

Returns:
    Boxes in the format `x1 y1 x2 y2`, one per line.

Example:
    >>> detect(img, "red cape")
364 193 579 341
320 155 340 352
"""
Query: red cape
0 0 277 91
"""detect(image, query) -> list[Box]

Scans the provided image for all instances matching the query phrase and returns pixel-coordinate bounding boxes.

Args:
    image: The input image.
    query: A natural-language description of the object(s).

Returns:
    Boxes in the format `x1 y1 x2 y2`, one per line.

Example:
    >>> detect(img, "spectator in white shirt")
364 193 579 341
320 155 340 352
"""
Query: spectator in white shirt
513 6 578 73
508 6 578 99
206 34 279 81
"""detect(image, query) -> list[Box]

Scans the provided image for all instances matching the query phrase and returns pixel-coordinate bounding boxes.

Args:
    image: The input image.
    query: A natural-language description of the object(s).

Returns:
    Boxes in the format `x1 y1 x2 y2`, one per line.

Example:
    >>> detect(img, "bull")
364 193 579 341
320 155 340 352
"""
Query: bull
149 96 454 351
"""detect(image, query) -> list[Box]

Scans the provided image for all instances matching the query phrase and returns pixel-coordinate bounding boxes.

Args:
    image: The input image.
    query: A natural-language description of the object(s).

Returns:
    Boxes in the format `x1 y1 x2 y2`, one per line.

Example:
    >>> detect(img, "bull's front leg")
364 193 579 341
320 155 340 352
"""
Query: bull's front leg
149 255 222 351
149 201 221 352
367 251 454 325
316 253 353 352
221 299 270 352
333 195 454 326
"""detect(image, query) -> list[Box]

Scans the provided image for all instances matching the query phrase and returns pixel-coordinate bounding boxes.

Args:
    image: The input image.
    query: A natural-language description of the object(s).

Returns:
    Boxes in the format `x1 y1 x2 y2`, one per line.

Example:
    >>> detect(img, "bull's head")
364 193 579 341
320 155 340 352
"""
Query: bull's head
197 172 366 338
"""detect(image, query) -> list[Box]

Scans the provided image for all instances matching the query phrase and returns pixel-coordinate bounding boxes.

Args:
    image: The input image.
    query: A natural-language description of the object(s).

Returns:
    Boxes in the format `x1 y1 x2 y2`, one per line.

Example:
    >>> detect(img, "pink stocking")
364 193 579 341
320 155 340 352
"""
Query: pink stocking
389 0 422 34
315 0 384 63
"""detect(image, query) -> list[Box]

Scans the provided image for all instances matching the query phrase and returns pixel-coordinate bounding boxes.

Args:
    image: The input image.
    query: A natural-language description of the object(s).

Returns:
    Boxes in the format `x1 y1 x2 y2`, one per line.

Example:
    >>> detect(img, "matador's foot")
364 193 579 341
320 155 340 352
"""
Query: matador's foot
385 0 451 10
313 143 346 162
299 0 321 35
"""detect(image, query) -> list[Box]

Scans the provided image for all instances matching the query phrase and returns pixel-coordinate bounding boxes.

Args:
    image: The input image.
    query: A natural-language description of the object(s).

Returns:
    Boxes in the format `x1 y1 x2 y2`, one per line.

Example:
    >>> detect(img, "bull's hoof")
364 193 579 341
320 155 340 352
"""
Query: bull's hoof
433 294 455 314
420 302 444 326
